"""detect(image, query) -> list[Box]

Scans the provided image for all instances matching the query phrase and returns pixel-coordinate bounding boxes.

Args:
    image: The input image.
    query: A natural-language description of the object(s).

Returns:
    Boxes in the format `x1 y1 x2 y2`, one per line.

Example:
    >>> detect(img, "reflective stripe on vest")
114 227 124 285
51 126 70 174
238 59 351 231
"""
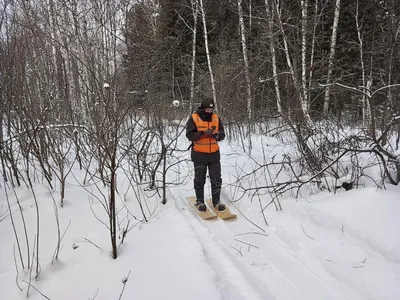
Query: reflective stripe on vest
192 113 219 153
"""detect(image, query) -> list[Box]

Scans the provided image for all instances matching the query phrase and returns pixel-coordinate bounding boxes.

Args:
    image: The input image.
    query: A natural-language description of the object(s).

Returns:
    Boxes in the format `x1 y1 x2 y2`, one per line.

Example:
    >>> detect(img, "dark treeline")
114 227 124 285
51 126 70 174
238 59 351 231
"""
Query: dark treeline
125 0 400 125
1 0 399 128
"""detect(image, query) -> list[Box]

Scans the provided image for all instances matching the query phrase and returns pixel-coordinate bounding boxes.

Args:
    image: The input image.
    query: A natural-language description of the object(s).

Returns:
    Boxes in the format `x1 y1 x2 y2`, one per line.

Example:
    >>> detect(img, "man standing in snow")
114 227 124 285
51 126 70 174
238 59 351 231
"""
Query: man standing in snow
186 97 226 212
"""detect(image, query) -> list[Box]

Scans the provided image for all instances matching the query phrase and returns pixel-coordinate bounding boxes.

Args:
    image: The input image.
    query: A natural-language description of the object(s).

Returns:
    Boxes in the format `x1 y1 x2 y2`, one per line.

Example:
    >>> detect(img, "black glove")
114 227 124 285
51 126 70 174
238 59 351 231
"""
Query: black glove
212 133 221 141
203 128 213 136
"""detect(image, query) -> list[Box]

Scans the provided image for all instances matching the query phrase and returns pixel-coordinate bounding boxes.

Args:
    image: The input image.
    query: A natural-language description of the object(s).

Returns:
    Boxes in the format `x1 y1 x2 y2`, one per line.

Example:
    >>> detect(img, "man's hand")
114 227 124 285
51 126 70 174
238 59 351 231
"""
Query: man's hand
203 128 213 136
212 133 222 141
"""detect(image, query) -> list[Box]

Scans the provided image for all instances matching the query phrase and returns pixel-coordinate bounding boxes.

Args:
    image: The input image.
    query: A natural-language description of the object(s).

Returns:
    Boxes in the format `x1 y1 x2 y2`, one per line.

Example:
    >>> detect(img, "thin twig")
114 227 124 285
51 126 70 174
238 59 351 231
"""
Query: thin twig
119 220 130 246
26 175 41 278
229 246 243 257
82 238 101 250
52 219 71 263
27 235 37 297
234 232 269 237
353 264 365 269
2 174 25 269
300 225 315 240
0 211 10 222
22 280 51 300
88 287 99 300
13 243 22 291
119 270 132 300
353 258 367 268
235 239 260 251
228 200 266 233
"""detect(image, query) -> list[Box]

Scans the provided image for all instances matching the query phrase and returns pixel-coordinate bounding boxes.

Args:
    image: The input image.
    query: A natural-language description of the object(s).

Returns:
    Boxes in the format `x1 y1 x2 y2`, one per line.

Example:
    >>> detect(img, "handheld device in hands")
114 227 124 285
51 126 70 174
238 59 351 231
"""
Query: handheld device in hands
212 133 221 141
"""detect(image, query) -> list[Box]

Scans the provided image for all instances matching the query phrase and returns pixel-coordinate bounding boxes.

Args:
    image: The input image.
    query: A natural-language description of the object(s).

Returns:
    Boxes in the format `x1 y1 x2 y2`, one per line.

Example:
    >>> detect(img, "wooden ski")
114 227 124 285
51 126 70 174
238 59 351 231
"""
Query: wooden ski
187 196 217 220
206 199 237 220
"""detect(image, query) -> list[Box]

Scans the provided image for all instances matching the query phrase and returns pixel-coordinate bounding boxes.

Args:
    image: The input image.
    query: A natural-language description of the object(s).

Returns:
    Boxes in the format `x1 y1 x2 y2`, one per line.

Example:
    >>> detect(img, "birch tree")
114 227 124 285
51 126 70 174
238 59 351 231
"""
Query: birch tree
274 2 312 124
189 0 199 113
354 0 371 127
380 0 399 145
308 0 321 103
300 0 309 113
237 0 252 119
198 0 218 110
323 0 341 116
264 0 281 113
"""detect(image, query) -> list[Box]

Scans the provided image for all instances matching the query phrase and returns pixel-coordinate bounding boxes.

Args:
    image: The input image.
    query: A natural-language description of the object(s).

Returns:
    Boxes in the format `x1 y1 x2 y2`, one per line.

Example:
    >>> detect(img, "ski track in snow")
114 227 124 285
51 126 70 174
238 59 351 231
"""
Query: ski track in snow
218 194 347 300
169 190 274 300
169 189 347 300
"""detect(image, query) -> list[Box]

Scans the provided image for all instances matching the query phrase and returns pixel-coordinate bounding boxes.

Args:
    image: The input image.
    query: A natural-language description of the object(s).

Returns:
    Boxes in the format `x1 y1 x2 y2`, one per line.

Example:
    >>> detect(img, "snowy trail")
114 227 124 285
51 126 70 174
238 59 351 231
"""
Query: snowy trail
169 190 274 300
170 189 347 300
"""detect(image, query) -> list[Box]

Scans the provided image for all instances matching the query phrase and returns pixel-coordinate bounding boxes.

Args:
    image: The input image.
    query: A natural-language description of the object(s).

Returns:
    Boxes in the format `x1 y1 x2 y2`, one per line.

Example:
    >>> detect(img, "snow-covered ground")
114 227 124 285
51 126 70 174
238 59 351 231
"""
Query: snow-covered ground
1 131 399 299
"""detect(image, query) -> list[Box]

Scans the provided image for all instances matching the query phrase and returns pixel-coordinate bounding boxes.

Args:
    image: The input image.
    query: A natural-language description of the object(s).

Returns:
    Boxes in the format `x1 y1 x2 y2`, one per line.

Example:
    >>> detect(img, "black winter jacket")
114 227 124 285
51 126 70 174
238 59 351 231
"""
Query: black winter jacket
186 109 225 163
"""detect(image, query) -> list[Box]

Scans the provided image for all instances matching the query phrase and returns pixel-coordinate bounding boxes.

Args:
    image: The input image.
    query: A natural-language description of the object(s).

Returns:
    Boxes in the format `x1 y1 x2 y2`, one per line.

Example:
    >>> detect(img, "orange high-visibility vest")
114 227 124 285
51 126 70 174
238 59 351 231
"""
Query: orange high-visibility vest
192 113 219 153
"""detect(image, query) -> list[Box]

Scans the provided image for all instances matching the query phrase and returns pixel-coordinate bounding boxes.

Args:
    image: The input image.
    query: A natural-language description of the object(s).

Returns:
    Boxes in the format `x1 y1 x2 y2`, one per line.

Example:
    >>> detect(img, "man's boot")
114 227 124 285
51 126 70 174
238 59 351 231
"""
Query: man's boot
211 185 225 211
195 201 206 212
212 200 225 211
195 189 206 212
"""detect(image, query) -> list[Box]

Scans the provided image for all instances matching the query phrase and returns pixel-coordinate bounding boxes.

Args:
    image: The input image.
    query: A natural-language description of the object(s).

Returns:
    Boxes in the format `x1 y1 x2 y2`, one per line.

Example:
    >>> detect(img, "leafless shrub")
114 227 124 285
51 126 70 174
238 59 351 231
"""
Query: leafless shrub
45 126 79 207
121 105 191 206
232 113 399 226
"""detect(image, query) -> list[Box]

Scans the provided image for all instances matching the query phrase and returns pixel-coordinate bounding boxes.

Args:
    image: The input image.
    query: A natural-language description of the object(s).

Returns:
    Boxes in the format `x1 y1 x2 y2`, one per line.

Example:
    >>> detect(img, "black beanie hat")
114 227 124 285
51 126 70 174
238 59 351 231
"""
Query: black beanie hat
200 97 215 109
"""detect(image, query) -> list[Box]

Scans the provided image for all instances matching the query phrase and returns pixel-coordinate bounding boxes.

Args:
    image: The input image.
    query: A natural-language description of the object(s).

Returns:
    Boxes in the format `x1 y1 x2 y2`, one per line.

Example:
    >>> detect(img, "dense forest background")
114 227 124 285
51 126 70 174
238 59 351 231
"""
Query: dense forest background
1 0 399 127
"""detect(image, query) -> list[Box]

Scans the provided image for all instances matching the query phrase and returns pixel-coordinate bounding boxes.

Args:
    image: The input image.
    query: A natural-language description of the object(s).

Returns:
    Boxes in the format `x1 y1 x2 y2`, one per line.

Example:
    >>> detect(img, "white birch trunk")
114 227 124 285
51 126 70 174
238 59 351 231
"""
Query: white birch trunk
189 0 199 113
323 0 341 115
381 3 397 145
355 0 370 126
308 0 319 102
249 0 252 31
237 0 252 120
265 0 282 113
365 78 372 126
275 3 312 124
301 0 309 112
198 0 218 111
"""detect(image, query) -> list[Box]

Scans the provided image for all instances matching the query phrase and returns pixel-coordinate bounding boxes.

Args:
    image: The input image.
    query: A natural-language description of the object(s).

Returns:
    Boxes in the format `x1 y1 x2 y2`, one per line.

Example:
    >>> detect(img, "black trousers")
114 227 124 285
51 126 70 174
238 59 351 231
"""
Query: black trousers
194 161 222 205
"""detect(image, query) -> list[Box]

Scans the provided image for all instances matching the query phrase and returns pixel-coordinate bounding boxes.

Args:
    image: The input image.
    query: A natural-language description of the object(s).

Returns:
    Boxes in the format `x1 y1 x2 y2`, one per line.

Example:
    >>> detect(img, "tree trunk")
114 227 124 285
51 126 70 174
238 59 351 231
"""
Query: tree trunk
301 0 309 112
198 0 218 110
265 0 282 113
323 0 341 115
237 0 252 120
308 0 320 104
274 3 312 124
189 0 199 113
355 0 371 126
381 0 396 146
